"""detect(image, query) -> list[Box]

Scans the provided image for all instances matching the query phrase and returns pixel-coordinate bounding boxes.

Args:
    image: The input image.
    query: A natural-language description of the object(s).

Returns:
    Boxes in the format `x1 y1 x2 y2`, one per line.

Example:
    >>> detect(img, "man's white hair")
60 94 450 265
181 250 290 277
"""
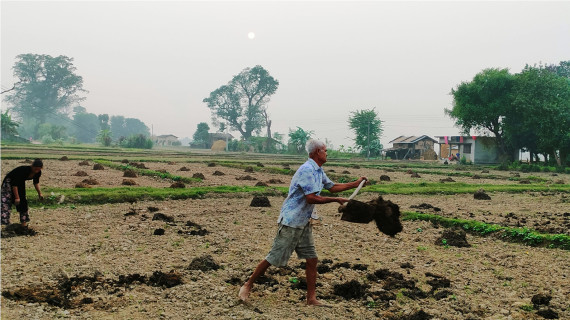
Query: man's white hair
306 139 325 155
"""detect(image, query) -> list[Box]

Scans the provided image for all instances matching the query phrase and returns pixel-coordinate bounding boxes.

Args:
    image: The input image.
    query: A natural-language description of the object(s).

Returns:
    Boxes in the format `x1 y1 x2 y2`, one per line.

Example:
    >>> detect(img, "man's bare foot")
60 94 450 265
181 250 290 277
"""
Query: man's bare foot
307 299 331 307
238 284 251 302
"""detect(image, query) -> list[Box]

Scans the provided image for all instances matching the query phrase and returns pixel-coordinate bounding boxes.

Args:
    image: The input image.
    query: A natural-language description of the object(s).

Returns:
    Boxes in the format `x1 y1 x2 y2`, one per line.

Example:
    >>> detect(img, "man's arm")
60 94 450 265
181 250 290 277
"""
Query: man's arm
327 176 367 194
305 193 348 205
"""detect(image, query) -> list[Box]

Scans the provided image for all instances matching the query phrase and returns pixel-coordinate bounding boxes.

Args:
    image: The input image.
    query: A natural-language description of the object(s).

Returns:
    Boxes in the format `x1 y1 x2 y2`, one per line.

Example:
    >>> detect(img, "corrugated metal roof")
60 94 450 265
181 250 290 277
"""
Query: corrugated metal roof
389 135 436 144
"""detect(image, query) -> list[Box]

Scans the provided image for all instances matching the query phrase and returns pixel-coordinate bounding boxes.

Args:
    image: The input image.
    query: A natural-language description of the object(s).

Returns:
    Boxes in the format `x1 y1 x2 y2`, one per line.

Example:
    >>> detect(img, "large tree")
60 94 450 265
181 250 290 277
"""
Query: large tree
1 110 20 138
203 65 279 140
4 54 87 137
193 122 210 148
509 63 570 165
348 108 383 158
72 106 99 143
110 115 150 140
288 127 313 154
446 68 516 160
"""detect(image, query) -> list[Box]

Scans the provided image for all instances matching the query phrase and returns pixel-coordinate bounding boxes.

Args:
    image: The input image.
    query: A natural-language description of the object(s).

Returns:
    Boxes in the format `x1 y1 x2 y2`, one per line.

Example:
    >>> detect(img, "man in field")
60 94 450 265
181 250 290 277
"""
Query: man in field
239 139 367 306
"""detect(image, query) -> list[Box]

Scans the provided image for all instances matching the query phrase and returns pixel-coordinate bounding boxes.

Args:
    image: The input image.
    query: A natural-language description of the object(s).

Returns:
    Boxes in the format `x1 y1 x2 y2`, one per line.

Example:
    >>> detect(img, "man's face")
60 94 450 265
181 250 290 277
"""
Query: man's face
31 166 42 175
316 147 328 164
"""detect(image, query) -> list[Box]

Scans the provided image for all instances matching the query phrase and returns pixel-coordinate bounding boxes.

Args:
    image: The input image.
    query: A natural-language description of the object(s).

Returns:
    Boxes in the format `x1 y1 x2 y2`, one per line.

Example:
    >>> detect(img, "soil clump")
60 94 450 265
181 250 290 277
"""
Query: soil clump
59 156 69 161
92 163 104 170
78 160 90 166
236 175 256 181
123 169 137 178
474 189 491 200
179 167 190 171
333 280 369 300
212 171 225 176
152 213 174 223
187 255 220 271
410 203 441 212
439 177 455 183
244 166 254 173
72 171 88 176
338 196 403 237
380 175 391 181
435 228 470 247
207 162 216 167
170 182 185 188
255 181 269 187
75 182 91 188
1 224 37 238
267 179 284 184
81 178 99 185
192 173 205 179
122 179 137 186
250 196 271 207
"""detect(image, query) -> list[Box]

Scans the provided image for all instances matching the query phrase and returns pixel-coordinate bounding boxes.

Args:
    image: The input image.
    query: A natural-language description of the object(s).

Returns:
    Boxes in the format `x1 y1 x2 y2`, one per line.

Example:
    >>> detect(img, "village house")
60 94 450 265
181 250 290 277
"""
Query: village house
435 136 507 164
384 135 437 160
153 134 179 146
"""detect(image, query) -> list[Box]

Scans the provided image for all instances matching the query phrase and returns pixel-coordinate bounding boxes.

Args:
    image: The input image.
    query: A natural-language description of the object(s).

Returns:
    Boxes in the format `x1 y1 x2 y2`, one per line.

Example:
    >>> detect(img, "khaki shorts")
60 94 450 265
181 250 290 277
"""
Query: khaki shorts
265 223 317 267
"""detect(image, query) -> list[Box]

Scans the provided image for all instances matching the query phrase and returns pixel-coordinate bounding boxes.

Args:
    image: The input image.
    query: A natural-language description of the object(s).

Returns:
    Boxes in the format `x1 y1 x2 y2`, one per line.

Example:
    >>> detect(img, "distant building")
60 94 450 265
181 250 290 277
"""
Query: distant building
384 135 437 160
435 136 509 164
190 132 235 149
153 134 179 146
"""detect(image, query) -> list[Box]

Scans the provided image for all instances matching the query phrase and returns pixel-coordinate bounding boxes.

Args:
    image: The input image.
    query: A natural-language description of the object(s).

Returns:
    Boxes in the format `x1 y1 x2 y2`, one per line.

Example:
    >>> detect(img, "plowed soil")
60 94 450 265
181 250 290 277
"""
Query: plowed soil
1 157 569 319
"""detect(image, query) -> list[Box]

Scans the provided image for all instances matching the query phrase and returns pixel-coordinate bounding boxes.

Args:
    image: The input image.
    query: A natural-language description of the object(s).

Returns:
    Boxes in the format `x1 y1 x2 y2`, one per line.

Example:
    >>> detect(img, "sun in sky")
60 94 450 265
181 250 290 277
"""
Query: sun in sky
248 32 255 40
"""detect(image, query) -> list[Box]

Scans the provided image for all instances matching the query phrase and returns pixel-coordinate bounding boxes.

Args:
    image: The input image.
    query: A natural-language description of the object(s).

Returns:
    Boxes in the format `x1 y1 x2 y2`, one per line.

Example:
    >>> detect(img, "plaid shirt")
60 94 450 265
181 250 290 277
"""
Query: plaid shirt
277 159 334 228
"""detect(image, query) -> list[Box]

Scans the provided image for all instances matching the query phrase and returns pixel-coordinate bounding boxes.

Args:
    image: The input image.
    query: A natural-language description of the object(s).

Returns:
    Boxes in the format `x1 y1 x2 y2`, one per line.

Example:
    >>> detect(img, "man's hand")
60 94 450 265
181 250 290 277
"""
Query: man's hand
38 194 44 201
336 197 350 205
355 176 368 187
14 198 20 206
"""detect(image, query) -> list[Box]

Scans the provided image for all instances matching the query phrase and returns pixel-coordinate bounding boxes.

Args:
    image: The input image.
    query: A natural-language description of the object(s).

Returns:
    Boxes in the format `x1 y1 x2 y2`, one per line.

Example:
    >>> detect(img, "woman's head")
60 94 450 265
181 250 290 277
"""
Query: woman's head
31 159 43 174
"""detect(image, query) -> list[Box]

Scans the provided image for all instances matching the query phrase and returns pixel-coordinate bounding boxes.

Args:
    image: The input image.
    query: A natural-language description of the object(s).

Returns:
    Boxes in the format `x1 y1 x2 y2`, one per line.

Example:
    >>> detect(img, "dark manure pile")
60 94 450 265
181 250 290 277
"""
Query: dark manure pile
153 228 165 235
338 196 403 237
439 177 455 183
129 162 148 169
75 182 91 188
250 196 271 207
178 220 209 236
187 255 220 271
212 171 225 176
179 166 190 171
170 182 186 188
1 270 182 309
255 181 269 187
192 173 205 179
267 179 284 184
236 175 257 181
410 203 441 212
93 163 104 170
122 179 137 186
474 188 491 200
78 160 90 166
123 169 137 178
73 171 88 177
436 228 470 247
59 156 69 161
207 162 216 167
333 280 369 300
81 178 99 185
1 224 38 238
380 175 391 181
152 213 174 223
244 166 254 173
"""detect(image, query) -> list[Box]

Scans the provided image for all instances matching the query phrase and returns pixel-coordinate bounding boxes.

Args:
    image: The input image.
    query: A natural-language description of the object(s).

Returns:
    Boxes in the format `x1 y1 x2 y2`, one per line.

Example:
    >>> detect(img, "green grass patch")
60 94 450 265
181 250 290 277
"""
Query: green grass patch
31 186 289 207
94 160 201 183
362 182 570 195
402 211 570 250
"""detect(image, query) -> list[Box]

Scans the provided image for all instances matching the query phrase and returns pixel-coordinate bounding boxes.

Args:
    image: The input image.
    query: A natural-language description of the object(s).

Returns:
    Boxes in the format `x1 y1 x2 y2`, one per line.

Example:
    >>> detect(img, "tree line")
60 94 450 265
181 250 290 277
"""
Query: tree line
447 61 570 166
2 54 153 148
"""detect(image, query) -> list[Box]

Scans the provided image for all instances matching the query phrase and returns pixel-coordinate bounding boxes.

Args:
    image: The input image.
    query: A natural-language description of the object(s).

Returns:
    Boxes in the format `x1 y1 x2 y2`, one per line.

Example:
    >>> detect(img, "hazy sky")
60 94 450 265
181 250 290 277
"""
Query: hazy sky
2 1 569 149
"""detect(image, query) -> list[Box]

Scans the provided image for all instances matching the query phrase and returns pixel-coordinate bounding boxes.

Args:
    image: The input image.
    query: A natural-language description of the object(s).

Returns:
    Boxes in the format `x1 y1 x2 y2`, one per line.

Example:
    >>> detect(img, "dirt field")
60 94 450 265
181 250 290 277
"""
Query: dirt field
1 154 569 319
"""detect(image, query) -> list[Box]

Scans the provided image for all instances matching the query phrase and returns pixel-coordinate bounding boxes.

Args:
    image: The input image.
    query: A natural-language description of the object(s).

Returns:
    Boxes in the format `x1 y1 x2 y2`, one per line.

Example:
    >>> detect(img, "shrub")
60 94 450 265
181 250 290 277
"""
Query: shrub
120 134 153 149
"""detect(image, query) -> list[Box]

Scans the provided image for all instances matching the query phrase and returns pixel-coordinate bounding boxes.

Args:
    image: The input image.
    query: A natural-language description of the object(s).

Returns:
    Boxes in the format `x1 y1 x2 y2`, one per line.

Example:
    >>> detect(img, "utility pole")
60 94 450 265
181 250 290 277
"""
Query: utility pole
367 121 370 160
